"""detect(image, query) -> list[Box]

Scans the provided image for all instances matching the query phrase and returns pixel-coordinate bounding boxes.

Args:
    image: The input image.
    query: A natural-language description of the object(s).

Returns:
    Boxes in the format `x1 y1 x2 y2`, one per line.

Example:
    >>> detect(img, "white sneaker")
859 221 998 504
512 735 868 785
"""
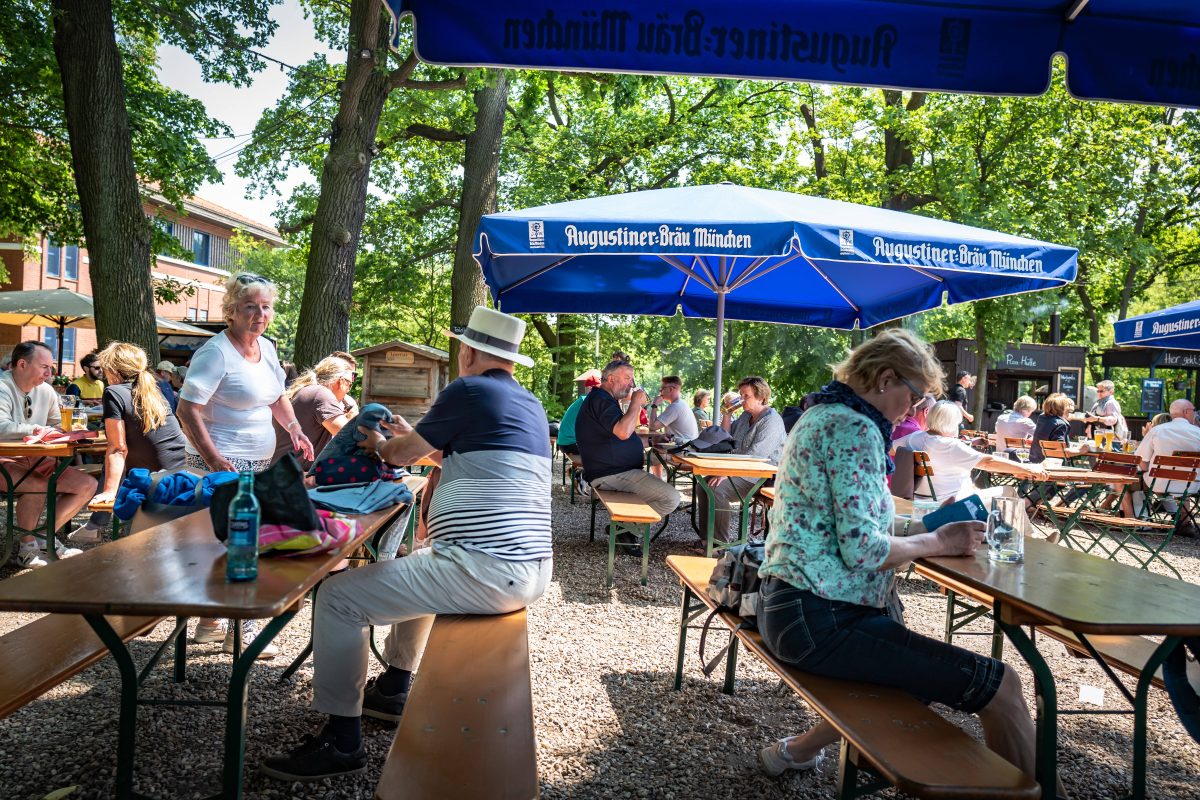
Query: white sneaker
68 522 104 543
13 542 82 568
223 620 280 659
193 622 226 644
758 739 825 778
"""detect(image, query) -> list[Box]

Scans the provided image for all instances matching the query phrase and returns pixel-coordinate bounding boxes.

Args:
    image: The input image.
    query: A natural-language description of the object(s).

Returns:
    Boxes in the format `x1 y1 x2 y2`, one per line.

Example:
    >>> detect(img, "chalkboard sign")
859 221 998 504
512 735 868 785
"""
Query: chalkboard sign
1141 378 1165 415
1057 367 1081 407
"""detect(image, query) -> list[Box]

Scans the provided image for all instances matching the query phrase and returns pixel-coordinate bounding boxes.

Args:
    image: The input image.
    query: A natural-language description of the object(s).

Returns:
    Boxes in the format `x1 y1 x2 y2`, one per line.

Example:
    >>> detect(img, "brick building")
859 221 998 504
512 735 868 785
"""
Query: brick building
0 195 284 374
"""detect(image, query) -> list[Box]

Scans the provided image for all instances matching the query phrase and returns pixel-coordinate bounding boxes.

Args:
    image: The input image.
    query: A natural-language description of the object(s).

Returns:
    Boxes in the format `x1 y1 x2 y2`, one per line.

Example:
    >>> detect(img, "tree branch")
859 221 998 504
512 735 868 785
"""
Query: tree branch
547 78 564 128
387 50 420 89
530 314 558 349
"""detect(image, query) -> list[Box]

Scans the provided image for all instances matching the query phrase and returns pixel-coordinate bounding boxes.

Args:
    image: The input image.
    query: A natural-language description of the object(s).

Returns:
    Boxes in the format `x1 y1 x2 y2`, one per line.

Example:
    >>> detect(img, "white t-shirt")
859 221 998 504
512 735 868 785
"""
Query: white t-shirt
655 397 699 443
1134 417 1200 494
896 429 984 500
179 332 286 461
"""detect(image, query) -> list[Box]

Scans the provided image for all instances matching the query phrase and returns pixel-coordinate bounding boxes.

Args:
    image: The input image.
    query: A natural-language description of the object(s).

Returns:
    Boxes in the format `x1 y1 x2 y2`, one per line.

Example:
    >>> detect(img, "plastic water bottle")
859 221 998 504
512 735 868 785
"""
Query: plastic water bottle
226 471 260 582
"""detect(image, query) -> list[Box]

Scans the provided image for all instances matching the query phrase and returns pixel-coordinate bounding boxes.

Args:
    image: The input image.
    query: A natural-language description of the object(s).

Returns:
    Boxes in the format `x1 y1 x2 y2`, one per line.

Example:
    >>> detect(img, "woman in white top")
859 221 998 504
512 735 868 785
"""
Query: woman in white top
895 401 1044 500
176 273 314 655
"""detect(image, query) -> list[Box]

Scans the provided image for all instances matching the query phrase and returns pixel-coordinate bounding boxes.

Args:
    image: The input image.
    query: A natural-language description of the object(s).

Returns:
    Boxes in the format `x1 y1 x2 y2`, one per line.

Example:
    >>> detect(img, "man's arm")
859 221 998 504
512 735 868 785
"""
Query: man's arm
612 390 647 440
366 421 437 466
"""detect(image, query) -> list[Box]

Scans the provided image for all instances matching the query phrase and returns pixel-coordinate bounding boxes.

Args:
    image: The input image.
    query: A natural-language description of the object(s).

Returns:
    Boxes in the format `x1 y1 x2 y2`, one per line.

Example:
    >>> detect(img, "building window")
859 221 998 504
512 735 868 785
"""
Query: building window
43 327 76 363
153 218 176 257
192 231 211 266
63 245 78 280
199 309 209 322
45 242 61 277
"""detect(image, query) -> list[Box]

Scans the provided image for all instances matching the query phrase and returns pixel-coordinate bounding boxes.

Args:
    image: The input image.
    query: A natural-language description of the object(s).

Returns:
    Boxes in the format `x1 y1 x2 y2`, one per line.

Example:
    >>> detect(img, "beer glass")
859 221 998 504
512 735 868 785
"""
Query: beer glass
986 496 1026 563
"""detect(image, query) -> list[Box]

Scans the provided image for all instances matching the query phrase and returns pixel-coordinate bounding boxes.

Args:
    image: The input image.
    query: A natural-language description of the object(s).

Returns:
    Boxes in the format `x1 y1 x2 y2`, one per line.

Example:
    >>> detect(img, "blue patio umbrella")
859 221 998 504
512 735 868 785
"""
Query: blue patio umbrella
387 1 1200 108
473 183 1078 395
1114 299 1200 351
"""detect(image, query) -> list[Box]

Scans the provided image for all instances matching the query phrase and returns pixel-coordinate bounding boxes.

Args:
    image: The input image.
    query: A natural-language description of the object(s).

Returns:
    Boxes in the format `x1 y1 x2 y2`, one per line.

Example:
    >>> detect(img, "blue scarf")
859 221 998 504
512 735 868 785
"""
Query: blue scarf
810 380 896 475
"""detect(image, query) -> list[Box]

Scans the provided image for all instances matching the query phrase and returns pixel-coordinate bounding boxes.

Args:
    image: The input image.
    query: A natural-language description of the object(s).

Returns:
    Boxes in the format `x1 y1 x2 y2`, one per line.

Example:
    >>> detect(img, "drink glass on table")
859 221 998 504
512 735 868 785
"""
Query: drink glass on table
910 498 941 527
986 496 1026 563
226 471 260 582
56 394 76 431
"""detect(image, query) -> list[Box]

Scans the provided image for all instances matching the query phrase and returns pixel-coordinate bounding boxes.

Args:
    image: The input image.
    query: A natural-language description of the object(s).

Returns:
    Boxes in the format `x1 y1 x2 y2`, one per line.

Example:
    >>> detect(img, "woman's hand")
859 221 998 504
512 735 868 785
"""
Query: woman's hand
1023 462 1049 478
358 426 387 458
211 455 237 473
291 429 314 461
932 520 986 557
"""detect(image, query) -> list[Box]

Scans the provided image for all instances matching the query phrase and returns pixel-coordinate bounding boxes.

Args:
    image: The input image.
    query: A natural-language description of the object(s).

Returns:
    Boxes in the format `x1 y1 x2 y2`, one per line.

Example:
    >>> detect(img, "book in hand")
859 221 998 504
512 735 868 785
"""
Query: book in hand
920 494 989 532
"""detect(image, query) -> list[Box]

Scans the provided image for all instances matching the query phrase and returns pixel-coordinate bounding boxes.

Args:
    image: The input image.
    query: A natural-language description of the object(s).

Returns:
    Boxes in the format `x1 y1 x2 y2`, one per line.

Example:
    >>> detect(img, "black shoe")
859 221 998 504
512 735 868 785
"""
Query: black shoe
362 676 408 723
615 531 643 557
259 726 367 782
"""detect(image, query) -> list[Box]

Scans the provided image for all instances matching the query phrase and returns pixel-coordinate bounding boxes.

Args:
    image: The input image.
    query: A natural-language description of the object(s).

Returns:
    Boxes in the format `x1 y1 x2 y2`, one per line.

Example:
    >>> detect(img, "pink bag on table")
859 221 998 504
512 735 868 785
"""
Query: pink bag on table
257 509 356 556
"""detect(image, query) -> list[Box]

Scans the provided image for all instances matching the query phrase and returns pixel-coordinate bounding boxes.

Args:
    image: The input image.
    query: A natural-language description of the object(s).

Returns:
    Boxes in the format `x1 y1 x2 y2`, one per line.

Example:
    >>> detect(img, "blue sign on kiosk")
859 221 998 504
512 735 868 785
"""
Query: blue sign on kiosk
1141 378 1165 415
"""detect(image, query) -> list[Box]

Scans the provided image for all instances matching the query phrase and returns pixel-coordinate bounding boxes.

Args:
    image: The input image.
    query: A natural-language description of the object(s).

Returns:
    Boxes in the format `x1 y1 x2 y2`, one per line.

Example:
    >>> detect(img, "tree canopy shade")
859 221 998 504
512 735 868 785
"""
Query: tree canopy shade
1115 299 1200 351
386 1 1200 108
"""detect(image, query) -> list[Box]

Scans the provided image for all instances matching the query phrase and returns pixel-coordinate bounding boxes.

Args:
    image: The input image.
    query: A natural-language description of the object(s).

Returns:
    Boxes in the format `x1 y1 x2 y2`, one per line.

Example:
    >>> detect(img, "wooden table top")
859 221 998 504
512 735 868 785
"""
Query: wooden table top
672 454 777 479
892 496 913 516
916 538 1200 635
0 435 104 458
1040 468 1139 486
0 504 406 618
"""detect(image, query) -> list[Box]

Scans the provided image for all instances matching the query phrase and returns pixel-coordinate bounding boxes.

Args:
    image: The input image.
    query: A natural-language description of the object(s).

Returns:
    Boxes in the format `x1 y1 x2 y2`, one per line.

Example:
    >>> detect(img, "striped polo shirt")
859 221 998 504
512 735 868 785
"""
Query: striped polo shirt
414 369 552 561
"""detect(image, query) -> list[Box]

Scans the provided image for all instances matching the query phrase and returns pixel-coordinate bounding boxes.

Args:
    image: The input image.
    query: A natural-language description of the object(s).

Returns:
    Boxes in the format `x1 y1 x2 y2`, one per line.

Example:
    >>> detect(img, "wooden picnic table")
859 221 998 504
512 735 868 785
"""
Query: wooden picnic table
0 501 409 800
671 454 775 556
915 538 1200 799
0 435 107 562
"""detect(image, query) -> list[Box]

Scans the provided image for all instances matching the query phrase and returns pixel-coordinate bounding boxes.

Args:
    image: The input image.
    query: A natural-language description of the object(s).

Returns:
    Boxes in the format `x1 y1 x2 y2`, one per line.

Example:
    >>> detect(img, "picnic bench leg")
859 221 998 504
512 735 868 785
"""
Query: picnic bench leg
607 522 616 589
722 633 739 696
0 461 15 563
590 494 598 542
84 614 142 800
173 616 188 683
640 523 650 586
40 456 72 562
733 478 768 545
1131 637 1182 800
674 584 698 690
221 612 295 800
996 603 1057 800
693 478 719 557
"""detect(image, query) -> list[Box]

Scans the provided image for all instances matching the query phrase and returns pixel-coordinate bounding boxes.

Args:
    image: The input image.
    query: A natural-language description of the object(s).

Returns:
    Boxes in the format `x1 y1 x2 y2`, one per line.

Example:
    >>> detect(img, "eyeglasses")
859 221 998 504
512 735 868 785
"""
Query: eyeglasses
895 374 924 405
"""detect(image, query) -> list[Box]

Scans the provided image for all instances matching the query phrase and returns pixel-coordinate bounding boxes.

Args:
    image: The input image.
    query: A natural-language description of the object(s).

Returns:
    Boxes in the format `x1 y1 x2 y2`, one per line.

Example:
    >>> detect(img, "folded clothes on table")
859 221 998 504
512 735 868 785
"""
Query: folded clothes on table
307 480 414 515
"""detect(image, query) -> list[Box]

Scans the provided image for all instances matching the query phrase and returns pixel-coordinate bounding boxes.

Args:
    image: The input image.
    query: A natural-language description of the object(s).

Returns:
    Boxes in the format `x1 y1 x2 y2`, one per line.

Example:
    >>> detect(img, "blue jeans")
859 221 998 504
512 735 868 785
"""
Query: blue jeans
758 576 1004 714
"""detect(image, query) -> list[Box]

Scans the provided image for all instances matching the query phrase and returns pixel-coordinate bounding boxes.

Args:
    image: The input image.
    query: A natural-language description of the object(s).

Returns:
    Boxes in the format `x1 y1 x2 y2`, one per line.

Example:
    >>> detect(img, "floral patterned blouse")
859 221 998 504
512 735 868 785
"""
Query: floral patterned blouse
759 402 894 608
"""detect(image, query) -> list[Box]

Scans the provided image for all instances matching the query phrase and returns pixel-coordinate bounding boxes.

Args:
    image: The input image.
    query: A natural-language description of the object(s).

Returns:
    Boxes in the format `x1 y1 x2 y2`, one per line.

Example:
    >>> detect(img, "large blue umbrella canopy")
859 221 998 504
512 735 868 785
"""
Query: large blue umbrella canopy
474 184 1077 393
1114 299 1200 351
387 1 1200 108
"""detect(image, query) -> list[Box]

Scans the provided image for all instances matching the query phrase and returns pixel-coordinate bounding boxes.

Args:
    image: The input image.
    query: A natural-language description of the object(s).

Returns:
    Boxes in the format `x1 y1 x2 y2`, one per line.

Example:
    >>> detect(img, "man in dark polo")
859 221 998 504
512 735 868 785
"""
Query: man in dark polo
575 359 680 549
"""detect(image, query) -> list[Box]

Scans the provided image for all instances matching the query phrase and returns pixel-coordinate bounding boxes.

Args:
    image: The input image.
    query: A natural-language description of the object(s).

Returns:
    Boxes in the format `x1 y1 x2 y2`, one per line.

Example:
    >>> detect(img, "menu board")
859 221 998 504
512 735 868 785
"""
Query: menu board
1057 367 1081 407
1141 378 1165 414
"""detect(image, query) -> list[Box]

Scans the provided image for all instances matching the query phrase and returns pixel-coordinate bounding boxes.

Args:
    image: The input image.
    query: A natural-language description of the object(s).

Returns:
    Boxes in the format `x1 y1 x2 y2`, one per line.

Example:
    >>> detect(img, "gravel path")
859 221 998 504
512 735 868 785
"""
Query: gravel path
2 477 1199 799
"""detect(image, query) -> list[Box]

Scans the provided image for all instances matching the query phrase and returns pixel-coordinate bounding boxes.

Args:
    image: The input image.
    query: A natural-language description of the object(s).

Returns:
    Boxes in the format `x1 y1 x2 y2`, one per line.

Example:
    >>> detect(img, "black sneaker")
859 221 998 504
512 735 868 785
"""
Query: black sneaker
259 726 367 782
615 531 643 557
362 676 408 723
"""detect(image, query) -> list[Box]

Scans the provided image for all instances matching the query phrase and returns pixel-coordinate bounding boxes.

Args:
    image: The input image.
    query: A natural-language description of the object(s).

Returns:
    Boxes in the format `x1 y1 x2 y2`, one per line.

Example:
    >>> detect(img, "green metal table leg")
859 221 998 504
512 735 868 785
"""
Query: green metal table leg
221 612 295 800
173 616 189 683
732 478 768 545
1131 637 1181 799
694 478 719 557
996 603 1057 800
722 633 739 695
640 523 650 586
84 614 142 800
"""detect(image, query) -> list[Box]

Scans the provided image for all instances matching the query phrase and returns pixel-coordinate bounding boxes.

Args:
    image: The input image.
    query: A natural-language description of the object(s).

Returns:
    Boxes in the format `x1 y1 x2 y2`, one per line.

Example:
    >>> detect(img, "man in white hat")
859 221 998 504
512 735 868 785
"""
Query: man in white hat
154 360 179 412
262 305 553 783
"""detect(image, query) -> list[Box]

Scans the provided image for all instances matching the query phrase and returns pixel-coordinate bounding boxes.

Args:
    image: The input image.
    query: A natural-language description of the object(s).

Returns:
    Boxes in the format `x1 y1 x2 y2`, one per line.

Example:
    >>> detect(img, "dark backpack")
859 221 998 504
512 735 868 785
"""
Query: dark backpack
698 542 766 677
671 425 734 454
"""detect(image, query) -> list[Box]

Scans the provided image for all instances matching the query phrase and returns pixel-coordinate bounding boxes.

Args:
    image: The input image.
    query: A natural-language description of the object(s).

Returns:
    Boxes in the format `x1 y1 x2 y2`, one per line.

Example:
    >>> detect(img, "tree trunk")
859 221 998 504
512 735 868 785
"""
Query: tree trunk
880 90 930 212
292 0 392 369
449 71 509 378
555 315 584 407
51 0 158 358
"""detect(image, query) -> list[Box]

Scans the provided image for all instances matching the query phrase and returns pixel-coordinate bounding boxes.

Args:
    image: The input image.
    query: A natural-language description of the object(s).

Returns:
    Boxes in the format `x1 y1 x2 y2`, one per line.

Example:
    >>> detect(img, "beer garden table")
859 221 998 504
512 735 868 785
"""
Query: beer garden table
915 539 1200 800
0 435 106 563
670 454 775 556
0 501 408 799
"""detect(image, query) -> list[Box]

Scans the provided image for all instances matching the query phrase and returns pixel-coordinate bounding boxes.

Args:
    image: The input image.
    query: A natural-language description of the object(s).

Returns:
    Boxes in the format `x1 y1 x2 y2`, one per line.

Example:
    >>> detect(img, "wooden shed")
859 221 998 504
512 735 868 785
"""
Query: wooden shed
352 340 450 423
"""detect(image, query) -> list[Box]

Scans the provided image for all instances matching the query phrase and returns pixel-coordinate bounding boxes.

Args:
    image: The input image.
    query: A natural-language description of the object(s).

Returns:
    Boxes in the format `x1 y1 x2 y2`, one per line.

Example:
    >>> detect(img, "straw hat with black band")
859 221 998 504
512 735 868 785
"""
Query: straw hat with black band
446 306 534 367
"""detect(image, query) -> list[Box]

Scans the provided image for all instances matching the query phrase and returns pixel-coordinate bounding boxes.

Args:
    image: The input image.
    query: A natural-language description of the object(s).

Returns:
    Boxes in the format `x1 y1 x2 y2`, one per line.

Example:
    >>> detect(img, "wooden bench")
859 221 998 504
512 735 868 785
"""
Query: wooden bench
1036 626 1200 694
0 613 165 718
589 488 660 587
667 555 1039 799
375 610 537 800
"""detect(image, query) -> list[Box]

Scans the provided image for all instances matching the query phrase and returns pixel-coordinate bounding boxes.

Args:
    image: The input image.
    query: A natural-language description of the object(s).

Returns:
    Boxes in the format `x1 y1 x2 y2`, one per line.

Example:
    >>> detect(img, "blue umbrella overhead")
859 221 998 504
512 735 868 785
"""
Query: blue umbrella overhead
1114 299 1200 351
474 183 1078 394
387 1 1200 108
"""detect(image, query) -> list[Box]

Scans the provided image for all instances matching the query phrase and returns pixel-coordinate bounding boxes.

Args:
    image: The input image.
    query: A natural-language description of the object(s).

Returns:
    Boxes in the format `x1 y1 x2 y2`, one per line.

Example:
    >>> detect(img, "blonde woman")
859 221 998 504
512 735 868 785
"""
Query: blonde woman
68 342 188 543
272 354 358 468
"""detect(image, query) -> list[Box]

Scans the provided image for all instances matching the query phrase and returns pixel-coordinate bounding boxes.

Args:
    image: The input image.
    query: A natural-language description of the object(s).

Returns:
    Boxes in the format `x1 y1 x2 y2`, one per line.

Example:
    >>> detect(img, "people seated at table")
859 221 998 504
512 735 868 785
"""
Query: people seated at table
0 341 94 568
994 395 1037 449
176 273 313 657
69 343 190 544
1143 412 1172 438
692 388 712 427
260 306 553 783
697 376 786 544
271 353 358 469
755 328 1041 786
649 375 700 445
65 351 105 406
575 359 681 550
894 401 1045 501
1133 399 1200 531
890 393 935 441
1029 392 1073 463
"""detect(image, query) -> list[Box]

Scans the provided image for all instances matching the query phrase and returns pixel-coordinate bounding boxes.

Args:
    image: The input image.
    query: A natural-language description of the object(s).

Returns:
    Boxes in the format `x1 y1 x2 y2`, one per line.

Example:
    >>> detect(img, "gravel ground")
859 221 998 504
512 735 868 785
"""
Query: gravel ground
2 475 1199 799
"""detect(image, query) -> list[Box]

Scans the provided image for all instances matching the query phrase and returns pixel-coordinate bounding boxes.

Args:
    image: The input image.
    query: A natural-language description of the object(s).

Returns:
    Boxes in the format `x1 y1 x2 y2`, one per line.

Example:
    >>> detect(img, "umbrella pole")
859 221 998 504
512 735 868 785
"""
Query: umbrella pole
56 321 65 375
714 290 726 410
